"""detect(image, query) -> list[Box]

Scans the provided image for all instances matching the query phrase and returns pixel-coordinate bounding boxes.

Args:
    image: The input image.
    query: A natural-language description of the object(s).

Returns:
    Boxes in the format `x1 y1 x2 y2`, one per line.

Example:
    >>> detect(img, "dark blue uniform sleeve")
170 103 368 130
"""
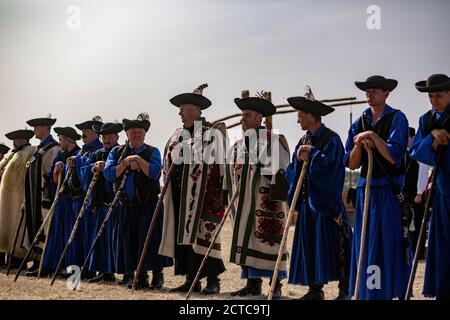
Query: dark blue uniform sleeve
148 148 162 181
344 119 359 168
385 111 409 168
308 135 345 216
410 114 436 166
284 141 301 207
104 147 119 182
79 152 97 192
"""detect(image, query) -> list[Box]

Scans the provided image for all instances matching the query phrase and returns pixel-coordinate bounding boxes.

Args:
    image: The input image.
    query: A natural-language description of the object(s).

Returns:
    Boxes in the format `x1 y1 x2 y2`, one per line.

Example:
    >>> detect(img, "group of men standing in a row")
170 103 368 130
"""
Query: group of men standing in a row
0 73 449 300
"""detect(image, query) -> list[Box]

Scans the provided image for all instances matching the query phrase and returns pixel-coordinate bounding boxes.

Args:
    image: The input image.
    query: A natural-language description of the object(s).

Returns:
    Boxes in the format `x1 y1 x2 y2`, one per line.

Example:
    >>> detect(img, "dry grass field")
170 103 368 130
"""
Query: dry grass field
0 219 429 300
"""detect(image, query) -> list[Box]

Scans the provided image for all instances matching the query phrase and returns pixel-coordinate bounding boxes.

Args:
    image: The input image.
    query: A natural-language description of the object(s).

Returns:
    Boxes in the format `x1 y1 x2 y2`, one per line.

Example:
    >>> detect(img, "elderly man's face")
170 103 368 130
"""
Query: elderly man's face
366 89 389 108
126 128 146 149
58 135 72 151
101 133 119 149
33 125 49 141
58 134 76 151
82 129 98 145
13 138 28 150
179 104 201 127
241 109 262 131
297 111 317 131
428 91 450 113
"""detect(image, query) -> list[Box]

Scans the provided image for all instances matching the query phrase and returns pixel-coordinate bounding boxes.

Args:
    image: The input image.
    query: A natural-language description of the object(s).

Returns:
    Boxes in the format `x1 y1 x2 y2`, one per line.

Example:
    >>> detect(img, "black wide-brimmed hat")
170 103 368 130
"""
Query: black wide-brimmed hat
0 143 10 155
123 113 151 132
355 75 398 92
287 97 334 116
92 121 124 135
415 74 450 93
234 91 276 117
170 83 212 110
54 127 81 141
287 86 334 116
75 116 103 130
26 114 57 127
5 129 34 140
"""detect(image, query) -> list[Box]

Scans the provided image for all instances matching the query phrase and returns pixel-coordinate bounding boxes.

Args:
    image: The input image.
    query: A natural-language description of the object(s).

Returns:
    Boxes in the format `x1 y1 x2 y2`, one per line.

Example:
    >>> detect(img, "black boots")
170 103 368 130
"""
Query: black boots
119 273 133 286
25 263 53 278
149 270 164 290
128 273 150 290
269 278 283 300
170 277 201 293
6 256 22 270
201 276 220 295
25 261 40 277
169 276 220 294
335 279 349 300
88 273 116 283
231 278 262 297
300 285 325 300
0 252 5 269
81 270 97 280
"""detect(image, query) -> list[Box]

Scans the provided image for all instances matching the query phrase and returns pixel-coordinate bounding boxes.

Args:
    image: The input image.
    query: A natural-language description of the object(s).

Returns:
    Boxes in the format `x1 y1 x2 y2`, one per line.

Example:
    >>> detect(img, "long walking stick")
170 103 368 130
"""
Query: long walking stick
186 184 241 300
73 170 130 290
38 169 68 278
131 164 175 291
50 172 99 286
6 204 26 275
14 169 70 282
353 146 373 300
268 161 308 300
405 147 444 300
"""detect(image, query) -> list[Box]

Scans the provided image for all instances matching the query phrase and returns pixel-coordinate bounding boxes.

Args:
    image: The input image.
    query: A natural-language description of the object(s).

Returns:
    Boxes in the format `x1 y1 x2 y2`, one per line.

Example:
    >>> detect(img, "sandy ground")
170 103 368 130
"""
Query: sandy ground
0 219 429 300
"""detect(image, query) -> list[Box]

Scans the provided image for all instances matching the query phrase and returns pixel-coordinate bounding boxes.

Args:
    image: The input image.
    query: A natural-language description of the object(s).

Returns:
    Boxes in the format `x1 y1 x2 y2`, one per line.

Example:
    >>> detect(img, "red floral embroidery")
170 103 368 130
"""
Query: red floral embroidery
256 183 283 246
257 218 283 246
260 195 279 212
201 164 225 221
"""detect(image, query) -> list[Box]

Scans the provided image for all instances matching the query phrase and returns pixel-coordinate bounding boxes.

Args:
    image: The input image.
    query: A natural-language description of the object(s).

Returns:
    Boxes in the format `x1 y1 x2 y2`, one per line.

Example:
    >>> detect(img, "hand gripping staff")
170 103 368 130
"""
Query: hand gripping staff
73 169 130 290
14 168 72 282
268 160 308 300
131 163 175 291
353 146 373 300
50 172 99 286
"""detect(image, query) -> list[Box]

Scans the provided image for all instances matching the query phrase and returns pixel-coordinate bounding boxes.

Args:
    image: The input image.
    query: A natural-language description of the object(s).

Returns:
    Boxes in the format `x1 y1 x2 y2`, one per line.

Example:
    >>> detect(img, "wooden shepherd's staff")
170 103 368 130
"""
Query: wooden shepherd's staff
268 160 308 300
353 146 373 300
131 163 176 291
50 172 99 286
186 182 241 300
14 168 71 282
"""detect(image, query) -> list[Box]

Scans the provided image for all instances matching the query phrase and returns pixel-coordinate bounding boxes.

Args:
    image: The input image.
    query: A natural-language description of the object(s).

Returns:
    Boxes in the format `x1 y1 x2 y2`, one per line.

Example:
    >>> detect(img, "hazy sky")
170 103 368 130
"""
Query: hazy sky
1 0 449 152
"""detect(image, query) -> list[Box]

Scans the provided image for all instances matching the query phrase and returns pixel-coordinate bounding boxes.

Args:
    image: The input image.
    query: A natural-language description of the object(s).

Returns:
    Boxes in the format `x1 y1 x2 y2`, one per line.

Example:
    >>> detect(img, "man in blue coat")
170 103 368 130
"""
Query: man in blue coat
79 122 123 283
410 73 450 300
345 75 411 300
40 127 81 276
285 90 352 300
104 113 173 290
66 116 104 280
